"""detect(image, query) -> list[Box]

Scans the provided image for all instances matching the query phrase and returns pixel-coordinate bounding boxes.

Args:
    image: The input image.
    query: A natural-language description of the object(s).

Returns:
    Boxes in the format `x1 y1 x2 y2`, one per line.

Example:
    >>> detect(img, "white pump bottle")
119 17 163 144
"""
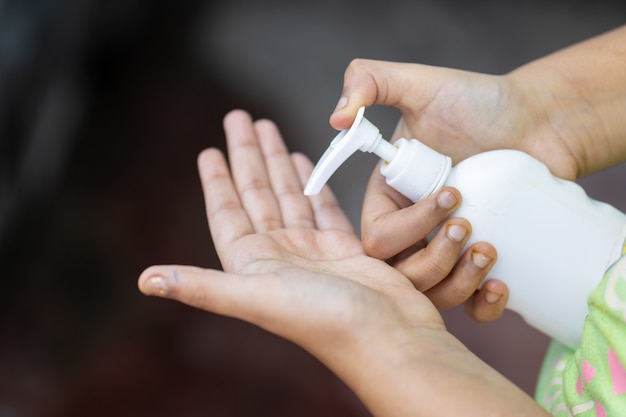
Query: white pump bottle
304 106 626 349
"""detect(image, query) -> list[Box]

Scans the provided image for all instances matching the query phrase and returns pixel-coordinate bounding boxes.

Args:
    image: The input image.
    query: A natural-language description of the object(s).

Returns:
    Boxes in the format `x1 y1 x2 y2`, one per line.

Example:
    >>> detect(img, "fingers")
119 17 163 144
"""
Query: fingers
219 109 328 233
223 110 283 232
408 224 506 320
362 186 462 260
393 218 474 292
254 119 315 229
291 152 354 233
203 110 352 239
198 148 254 256
463 279 509 322
422 240 496 310
397 221 507 321
360 177 506 319
329 59 430 130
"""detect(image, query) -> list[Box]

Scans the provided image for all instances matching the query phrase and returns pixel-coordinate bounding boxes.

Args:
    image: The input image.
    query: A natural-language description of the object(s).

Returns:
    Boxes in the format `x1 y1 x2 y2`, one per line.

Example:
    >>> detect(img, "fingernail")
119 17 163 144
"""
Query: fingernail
485 290 503 304
437 190 457 210
144 275 170 296
334 96 348 112
472 251 492 269
446 224 467 242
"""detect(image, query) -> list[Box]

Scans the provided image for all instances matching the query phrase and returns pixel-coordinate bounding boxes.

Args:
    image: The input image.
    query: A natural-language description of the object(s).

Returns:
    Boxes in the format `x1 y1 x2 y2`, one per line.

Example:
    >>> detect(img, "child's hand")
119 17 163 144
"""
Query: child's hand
360 176 507 322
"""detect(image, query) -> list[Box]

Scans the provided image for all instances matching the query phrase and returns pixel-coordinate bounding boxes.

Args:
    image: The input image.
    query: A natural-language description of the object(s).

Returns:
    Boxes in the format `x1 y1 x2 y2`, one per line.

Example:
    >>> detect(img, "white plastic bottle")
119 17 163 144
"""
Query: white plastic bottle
304 106 626 349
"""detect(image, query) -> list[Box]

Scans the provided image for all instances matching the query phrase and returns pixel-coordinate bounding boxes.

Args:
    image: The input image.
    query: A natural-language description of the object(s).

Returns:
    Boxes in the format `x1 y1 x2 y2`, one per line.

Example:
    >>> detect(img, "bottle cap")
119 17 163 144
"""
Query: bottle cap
304 106 397 195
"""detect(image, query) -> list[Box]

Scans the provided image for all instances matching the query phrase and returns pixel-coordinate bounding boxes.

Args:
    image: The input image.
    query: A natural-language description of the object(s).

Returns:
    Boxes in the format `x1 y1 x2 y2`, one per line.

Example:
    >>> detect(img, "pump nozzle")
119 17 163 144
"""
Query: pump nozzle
304 106 397 196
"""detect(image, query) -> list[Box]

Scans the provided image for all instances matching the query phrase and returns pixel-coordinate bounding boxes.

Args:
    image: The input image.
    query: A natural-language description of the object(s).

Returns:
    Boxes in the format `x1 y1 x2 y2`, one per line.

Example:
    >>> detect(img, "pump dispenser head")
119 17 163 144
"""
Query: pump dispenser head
304 106 452 202
304 106 397 196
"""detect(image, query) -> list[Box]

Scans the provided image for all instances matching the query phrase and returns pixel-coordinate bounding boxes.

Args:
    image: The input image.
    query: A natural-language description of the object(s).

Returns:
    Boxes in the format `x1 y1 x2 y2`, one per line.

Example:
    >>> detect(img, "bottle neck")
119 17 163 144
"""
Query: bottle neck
380 138 452 202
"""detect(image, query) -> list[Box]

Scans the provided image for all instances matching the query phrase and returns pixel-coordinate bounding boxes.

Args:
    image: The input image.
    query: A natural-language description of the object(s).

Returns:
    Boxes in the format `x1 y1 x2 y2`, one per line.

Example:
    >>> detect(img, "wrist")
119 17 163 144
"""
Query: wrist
319 320 547 417
508 26 626 177
505 66 588 180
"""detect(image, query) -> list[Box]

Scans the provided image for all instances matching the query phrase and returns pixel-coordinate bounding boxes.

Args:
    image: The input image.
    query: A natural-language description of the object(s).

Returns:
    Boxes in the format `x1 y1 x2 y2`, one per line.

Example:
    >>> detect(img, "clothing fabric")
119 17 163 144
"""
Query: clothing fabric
535 240 626 416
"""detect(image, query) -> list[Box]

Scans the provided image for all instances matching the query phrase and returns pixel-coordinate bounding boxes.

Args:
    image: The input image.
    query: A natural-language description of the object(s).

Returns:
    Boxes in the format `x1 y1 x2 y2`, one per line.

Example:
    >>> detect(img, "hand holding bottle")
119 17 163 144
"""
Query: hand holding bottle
331 26 626 322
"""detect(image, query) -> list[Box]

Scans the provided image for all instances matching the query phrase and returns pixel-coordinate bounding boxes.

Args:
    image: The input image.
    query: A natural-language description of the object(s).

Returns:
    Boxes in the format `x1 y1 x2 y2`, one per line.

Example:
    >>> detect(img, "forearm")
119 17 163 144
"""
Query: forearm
509 25 626 177
321 326 549 417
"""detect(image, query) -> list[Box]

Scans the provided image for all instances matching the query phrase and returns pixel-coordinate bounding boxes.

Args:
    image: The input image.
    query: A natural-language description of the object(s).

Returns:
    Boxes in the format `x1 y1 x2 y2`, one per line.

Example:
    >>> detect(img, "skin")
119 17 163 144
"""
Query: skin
330 24 626 322
138 110 547 416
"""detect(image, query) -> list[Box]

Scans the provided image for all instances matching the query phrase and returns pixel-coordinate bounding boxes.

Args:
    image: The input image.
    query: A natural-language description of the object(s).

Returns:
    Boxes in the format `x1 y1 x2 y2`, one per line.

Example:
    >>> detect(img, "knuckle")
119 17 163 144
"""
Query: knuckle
346 58 369 75
429 258 453 280
453 282 477 302
421 244 454 277
361 229 389 258
239 177 268 197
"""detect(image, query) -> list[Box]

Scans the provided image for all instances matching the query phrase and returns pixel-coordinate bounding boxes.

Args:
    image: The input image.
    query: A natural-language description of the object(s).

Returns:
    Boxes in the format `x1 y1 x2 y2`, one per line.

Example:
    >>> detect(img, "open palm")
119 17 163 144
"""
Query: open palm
138 110 455 359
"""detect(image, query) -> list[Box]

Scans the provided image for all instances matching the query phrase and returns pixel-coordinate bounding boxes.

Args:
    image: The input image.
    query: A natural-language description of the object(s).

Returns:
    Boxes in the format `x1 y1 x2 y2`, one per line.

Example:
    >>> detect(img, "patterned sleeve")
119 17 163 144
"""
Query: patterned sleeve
535 246 626 416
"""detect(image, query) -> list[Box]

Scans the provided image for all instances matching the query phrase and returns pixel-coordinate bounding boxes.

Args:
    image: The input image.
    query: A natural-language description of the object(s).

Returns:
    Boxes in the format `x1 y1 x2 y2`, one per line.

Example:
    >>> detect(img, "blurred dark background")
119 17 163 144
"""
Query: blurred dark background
1 0 625 416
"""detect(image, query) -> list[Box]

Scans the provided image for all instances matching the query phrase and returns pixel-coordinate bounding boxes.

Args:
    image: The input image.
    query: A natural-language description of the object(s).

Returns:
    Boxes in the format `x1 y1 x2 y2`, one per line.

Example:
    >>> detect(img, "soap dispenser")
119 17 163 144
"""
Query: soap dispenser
305 106 626 349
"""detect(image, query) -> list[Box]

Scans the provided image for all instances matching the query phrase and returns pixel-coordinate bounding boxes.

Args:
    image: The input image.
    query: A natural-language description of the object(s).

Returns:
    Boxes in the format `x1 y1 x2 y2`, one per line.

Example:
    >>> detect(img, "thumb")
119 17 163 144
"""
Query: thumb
138 264 268 321
137 264 351 351
329 59 426 130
